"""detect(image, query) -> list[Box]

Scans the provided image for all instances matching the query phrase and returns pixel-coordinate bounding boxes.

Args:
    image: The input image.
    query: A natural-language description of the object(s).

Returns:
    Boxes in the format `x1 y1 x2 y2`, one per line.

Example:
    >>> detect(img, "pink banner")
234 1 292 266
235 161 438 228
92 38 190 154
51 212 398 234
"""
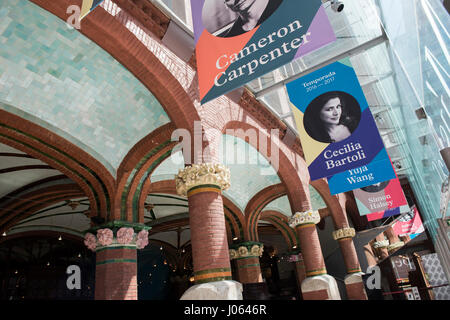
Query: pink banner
392 206 424 236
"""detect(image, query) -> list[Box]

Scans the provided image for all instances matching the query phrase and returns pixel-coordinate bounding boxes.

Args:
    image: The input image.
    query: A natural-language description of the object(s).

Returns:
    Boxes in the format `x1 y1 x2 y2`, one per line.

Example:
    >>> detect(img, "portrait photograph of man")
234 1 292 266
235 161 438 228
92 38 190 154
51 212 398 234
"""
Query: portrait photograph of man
202 0 283 37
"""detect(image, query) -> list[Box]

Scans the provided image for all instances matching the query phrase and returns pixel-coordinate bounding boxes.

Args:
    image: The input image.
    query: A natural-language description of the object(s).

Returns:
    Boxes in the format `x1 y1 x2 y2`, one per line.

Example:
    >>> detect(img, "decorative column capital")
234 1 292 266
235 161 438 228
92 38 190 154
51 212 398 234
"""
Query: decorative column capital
229 241 264 260
175 163 231 197
287 252 304 263
84 221 151 252
332 227 356 241
289 210 321 228
387 241 405 252
372 240 389 249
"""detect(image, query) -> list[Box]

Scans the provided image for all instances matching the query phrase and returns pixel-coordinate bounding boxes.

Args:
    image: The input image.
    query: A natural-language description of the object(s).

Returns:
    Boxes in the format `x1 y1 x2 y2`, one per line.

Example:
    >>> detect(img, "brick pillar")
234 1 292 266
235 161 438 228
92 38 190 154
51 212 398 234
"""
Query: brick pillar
364 243 378 267
83 224 150 300
332 228 367 300
188 188 232 283
229 242 264 284
399 235 411 244
176 164 242 299
287 252 306 299
95 246 137 300
373 234 389 260
289 210 341 300
385 227 404 254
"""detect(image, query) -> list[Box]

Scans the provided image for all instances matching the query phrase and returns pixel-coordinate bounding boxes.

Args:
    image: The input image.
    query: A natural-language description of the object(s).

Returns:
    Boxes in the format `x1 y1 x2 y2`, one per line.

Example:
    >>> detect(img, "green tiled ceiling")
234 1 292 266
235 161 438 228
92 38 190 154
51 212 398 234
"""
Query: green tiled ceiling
0 0 170 175
262 187 326 219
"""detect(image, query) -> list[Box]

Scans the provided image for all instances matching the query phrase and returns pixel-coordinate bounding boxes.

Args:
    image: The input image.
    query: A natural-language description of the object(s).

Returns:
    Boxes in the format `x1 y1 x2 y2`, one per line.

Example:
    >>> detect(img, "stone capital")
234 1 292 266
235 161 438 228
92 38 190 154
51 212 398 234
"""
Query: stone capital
289 210 321 228
387 241 405 252
84 221 151 251
332 227 356 241
175 163 231 197
372 240 389 249
229 241 264 260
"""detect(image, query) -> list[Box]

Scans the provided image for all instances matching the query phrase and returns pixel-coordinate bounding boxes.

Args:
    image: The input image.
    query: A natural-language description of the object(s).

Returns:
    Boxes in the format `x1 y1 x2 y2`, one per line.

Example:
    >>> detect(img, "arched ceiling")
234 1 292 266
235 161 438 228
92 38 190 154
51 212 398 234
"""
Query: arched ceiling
150 135 282 211
0 142 91 237
0 144 60 198
0 0 170 175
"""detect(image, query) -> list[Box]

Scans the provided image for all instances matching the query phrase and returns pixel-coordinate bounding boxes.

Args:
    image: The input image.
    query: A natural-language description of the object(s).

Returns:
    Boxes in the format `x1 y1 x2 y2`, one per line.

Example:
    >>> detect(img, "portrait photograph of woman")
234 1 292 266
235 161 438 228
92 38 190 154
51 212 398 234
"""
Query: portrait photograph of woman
360 180 390 193
303 91 361 143
202 0 283 38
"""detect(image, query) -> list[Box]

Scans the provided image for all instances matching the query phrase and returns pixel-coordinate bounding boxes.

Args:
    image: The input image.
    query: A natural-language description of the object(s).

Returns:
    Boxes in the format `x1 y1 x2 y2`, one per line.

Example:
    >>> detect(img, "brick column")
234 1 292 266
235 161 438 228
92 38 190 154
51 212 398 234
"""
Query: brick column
289 210 341 300
229 242 264 283
373 234 389 260
332 228 368 300
364 243 378 267
385 227 404 254
399 235 411 244
95 246 137 300
176 164 242 299
287 252 306 298
83 223 150 300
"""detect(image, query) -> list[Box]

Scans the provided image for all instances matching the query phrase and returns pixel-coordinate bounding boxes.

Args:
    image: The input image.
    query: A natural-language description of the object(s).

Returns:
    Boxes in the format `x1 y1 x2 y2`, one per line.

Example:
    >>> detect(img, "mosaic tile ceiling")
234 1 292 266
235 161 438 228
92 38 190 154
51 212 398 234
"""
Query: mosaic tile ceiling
0 0 170 175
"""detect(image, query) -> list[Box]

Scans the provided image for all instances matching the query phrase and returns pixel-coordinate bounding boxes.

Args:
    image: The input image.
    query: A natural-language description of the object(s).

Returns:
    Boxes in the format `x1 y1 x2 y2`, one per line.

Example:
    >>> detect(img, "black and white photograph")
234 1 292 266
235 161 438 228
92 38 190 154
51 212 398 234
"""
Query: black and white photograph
202 0 283 38
360 180 390 193
303 91 361 143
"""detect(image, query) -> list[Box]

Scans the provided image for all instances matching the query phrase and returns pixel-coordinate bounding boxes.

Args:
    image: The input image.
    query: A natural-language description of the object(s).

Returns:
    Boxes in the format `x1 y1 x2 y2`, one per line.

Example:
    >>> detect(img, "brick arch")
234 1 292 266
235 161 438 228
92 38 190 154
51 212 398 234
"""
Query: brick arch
310 179 350 229
30 0 200 135
222 197 246 242
0 230 84 245
244 183 287 241
260 210 299 249
115 123 177 223
0 184 84 233
147 180 243 242
222 121 311 216
0 110 114 221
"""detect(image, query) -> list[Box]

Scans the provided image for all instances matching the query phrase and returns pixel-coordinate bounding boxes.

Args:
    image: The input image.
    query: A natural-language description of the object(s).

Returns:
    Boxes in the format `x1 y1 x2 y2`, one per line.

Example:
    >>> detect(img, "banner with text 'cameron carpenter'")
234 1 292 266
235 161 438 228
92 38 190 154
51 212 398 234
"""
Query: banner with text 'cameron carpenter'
191 0 336 104
286 58 389 181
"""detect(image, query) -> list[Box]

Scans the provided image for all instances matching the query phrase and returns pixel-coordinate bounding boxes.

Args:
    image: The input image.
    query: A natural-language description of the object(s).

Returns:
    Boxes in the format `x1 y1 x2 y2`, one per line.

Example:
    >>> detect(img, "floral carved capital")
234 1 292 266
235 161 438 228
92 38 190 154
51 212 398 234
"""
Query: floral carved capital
387 241 405 252
332 227 356 241
175 163 231 196
83 222 150 251
289 210 321 228
229 242 264 260
372 240 389 249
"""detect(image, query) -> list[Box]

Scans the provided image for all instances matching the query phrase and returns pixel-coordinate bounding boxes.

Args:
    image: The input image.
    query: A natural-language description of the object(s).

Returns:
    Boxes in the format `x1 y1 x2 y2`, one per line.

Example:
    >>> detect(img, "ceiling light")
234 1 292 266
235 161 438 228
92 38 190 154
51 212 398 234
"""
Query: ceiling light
2 232 6 236
58 235 62 241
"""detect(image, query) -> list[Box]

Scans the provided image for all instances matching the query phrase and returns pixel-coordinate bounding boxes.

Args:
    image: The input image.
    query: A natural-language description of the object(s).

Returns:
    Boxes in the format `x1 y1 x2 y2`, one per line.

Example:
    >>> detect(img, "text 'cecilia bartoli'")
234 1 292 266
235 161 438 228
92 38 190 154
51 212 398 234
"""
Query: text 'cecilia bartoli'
323 142 366 170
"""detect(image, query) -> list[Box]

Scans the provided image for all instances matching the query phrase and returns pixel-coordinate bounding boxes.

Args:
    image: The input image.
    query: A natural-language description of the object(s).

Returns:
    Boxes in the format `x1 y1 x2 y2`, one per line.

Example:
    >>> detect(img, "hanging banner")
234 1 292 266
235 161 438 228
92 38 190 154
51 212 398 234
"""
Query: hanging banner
326 155 396 195
287 58 388 181
191 0 336 104
353 170 408 215
392 206 424 236
365 205 410 222
80 0 105 20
